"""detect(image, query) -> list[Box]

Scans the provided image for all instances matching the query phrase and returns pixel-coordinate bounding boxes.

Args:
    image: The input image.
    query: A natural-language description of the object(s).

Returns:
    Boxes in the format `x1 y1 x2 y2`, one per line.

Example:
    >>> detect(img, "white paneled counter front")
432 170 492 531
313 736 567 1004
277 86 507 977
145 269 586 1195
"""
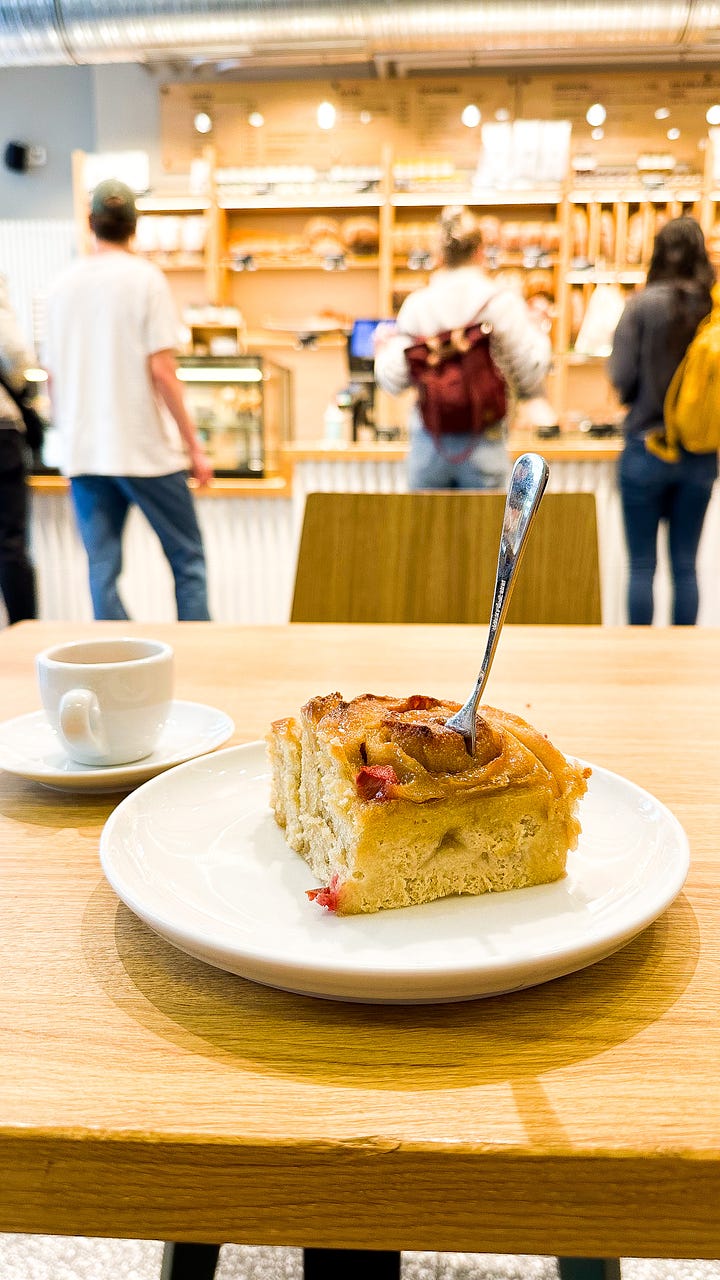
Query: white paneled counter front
28 477 296 626
26 437 720 627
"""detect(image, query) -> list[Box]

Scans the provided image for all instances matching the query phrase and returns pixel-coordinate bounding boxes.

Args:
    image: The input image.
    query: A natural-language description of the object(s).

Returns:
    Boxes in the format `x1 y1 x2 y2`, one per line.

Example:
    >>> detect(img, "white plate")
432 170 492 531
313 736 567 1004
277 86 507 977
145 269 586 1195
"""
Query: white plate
99 742 690 1003
0 701 235 794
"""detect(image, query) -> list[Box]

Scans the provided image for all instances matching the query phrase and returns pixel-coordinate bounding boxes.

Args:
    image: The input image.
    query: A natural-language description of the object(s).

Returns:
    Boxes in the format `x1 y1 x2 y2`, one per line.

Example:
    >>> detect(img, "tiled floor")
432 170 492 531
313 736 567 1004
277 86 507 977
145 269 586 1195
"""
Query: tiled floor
0 1240 719 1280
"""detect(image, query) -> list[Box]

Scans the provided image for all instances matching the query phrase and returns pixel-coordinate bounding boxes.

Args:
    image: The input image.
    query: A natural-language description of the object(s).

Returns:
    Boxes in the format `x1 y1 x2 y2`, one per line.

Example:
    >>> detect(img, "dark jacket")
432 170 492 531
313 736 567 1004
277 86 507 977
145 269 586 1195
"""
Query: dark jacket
608 281 711 438
0 275 33 431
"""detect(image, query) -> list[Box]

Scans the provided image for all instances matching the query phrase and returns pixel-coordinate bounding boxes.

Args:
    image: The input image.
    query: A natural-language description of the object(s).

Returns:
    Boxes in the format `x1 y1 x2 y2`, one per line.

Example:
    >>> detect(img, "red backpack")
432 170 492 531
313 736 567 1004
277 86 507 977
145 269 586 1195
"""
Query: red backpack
404 315 507 460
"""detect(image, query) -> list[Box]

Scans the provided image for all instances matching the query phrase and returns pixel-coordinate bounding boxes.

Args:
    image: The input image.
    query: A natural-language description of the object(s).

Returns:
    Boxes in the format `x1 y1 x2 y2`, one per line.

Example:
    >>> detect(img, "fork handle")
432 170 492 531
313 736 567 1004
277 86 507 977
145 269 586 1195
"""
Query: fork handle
450 453 549 749
482 448 549 672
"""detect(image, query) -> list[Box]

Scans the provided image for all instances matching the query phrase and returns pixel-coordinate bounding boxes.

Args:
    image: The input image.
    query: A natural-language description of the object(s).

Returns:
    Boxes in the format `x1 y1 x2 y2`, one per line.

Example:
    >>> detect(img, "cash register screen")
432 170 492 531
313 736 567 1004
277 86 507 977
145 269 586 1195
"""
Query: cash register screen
348 319 390 375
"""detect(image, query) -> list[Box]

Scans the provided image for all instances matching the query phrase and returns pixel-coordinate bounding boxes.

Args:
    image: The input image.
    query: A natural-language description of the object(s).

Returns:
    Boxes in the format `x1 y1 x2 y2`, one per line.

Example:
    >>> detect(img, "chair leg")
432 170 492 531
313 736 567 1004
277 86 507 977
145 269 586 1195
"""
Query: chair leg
304 1248 402 1279
557 1260 622 1280
160 1242 222 1280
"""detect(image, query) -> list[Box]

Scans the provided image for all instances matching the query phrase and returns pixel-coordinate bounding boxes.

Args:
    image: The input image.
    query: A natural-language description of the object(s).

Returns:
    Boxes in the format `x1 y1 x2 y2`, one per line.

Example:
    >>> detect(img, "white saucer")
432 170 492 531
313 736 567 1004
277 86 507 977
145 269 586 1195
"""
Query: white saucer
0 701 235 794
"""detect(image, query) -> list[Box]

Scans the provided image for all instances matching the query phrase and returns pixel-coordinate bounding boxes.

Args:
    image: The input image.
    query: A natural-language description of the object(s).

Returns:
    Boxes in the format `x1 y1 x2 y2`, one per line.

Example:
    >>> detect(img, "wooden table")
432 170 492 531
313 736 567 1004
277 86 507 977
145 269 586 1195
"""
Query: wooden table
1 621 719 1266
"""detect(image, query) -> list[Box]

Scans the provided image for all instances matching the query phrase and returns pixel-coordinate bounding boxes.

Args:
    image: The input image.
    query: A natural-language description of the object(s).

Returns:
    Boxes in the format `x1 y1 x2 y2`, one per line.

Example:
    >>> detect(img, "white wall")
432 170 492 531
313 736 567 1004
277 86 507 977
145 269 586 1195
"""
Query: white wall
91 65 165 180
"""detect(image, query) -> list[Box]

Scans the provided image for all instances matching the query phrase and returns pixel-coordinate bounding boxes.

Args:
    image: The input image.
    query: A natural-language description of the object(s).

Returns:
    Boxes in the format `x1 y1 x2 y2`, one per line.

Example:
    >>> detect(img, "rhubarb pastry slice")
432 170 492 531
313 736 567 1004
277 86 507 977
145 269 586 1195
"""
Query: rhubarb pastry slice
266 693 590 916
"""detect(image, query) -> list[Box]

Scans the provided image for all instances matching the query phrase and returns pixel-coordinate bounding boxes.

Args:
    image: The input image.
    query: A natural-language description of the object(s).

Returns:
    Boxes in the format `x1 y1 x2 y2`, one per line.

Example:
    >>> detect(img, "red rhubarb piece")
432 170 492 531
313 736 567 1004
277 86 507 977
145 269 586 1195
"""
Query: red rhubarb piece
306 873 342 911
355 763 399 800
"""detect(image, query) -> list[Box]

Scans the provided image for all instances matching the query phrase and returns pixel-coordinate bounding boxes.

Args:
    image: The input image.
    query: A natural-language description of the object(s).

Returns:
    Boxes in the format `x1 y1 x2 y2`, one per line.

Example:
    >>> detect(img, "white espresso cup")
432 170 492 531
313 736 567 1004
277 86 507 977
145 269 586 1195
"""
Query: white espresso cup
36 637 174 767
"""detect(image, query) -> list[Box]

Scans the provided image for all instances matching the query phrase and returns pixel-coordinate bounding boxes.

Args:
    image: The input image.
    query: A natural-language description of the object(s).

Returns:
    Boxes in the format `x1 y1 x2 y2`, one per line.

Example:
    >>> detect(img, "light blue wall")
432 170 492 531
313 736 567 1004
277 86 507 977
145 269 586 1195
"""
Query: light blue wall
0 64 168 220
0 67 95 218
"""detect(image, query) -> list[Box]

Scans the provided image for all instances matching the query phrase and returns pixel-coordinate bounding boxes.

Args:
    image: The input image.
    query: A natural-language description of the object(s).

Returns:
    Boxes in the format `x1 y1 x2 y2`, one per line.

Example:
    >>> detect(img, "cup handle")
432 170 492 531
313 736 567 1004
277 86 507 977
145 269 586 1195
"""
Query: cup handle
58 688 108 761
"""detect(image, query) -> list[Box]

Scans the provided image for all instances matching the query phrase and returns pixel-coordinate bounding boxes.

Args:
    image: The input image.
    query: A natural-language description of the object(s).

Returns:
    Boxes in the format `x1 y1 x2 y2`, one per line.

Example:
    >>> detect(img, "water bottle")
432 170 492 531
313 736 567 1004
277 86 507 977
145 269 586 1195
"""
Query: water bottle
323 399 347 442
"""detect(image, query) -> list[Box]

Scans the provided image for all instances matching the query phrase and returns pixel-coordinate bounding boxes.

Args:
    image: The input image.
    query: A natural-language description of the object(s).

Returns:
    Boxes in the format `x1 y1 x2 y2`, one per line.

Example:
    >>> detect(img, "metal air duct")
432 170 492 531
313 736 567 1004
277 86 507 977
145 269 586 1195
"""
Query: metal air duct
0 0 718 70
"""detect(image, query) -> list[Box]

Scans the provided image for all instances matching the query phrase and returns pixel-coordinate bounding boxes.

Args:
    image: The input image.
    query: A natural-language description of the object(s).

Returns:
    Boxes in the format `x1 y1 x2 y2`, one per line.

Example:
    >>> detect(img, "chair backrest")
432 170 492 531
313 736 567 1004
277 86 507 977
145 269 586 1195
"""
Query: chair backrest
291 490 602 624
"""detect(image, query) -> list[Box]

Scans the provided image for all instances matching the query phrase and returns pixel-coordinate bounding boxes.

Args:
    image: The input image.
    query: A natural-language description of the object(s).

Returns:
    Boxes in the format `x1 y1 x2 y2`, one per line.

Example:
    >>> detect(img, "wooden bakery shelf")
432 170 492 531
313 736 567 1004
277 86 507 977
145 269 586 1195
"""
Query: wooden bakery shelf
565 269 646 285
391 188 563 208
562 351 609 365
567 186 704 204
218 193 383 211
71 128 720 433
222 256 380 272
135 195 212 212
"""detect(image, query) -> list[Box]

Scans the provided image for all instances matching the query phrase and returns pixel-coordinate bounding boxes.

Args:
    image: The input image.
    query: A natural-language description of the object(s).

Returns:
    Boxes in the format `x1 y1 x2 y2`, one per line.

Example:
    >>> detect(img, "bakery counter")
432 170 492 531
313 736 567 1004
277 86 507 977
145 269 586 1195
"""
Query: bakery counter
286 434 719 628
286 436 626 626
26 474 295 626
283 430 623 466
22 438 720 627
28 474 291 498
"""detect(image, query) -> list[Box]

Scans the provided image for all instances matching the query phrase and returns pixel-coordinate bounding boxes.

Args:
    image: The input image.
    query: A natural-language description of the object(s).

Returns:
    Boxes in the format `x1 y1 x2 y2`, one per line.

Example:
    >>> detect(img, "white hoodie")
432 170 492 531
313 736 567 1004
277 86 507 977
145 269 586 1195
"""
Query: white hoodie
374 265 551 405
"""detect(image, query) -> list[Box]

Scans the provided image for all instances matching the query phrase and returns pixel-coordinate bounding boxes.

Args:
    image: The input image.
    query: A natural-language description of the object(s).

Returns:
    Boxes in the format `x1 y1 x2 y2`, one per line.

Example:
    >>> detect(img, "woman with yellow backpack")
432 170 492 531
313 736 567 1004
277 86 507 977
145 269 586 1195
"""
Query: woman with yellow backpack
609 216 717 625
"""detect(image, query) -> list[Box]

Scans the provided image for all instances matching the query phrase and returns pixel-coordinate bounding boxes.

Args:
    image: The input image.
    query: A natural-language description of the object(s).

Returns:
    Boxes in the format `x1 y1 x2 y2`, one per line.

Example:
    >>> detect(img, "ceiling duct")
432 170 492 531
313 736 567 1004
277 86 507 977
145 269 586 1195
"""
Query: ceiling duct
0 0 719 70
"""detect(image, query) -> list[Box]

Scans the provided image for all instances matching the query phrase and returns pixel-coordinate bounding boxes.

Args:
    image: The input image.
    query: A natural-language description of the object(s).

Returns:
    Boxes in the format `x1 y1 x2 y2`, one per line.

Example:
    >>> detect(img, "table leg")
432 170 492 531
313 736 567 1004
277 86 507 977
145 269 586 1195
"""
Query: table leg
304 1249 402 1279
557 1260 622 1280
160 1242 221 1279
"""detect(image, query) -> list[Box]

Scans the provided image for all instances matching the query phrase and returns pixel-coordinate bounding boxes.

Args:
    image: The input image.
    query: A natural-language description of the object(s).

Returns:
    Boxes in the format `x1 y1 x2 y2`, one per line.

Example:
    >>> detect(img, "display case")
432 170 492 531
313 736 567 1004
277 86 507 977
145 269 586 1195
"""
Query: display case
176 353 292 477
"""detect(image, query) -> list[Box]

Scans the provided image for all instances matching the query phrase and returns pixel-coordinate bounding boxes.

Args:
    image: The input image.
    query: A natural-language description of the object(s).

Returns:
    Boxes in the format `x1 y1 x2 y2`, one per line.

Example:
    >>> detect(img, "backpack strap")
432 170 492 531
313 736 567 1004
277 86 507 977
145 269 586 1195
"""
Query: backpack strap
646 349 684 462
424 324 482 365
646 302 716 463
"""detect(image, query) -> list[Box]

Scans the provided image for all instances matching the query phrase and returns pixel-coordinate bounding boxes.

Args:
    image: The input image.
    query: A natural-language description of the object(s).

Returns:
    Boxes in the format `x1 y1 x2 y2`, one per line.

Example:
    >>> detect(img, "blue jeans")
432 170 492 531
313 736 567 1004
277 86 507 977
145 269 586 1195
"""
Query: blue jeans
619 436 717 625
70 472 211 621
407 420 510 491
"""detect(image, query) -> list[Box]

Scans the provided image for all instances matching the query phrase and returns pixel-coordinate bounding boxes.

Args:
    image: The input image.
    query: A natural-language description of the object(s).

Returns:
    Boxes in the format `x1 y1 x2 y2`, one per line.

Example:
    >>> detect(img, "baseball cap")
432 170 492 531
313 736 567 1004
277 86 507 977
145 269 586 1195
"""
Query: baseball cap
90 178 137 221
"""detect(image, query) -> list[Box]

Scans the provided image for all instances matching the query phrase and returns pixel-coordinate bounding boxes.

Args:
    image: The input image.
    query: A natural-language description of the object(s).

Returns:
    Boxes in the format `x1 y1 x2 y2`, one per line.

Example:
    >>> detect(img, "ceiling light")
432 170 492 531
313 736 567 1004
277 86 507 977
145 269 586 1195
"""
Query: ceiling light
359 110 372 125
193 112 213 135
654 107 670 120
586 103 606 127
667 128 681 141
591 127 604 141
461 105 481 129
248 112 264 128
495 108 511 122
317 101 336 130
706 105 720 125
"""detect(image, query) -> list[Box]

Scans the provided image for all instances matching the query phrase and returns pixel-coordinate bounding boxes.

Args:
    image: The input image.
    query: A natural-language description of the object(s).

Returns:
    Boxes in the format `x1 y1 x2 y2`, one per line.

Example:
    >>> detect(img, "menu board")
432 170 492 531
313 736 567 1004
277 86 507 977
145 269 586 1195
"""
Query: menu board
160 69 720 175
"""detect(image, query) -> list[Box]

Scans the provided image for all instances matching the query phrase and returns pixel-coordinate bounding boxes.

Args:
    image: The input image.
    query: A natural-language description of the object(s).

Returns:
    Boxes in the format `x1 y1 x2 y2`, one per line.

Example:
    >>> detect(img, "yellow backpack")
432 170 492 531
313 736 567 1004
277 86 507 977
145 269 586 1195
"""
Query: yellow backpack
646 283 720 462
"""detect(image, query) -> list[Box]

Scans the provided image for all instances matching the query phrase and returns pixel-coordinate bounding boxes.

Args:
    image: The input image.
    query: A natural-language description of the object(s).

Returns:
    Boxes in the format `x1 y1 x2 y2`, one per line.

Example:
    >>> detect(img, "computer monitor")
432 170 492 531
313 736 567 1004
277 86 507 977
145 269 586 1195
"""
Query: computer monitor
348 319 392 376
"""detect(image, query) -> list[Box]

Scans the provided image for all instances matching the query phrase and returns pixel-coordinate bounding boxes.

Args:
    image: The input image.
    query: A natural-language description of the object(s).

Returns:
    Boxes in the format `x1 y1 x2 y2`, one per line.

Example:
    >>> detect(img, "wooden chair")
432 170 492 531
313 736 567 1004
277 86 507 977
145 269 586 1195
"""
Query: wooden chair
290 489 610 1280
291 490 602 625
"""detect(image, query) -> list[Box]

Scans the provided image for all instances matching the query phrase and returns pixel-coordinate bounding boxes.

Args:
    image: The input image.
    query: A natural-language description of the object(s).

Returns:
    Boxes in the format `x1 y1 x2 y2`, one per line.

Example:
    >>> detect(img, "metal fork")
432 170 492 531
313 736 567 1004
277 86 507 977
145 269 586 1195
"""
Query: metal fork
445 452 550 755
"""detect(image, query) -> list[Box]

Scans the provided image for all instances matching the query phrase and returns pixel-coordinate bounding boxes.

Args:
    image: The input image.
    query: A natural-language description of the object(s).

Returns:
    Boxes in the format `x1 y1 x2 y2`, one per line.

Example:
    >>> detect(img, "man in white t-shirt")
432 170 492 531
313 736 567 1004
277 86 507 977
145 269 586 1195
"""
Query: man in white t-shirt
45 178 213 620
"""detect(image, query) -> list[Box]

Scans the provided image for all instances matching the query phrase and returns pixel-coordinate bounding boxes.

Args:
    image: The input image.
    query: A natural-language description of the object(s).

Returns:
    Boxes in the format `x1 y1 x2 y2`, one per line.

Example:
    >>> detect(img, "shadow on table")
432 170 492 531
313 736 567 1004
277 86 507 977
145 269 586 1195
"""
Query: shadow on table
0 779 120 827
82 880 700 1098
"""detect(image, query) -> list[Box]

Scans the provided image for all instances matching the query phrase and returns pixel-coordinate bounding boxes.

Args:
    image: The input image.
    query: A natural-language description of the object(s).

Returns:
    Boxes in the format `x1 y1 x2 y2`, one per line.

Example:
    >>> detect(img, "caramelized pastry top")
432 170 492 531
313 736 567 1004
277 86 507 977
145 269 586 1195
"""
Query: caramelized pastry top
297 692 588 805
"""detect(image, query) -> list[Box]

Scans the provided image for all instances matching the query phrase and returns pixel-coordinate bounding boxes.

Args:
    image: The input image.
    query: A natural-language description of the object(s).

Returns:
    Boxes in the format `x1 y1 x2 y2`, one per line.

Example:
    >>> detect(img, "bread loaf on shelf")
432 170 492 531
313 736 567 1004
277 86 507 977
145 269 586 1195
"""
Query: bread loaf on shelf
341 215 380 254
571 208 589 259
599 210 615 261
626 211 644 265
478 214 502 247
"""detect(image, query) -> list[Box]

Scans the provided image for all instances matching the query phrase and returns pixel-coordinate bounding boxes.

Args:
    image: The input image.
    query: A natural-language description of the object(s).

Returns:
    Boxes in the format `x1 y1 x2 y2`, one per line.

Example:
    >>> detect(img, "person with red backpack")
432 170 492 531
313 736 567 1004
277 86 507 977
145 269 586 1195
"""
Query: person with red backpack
374 205 551 489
